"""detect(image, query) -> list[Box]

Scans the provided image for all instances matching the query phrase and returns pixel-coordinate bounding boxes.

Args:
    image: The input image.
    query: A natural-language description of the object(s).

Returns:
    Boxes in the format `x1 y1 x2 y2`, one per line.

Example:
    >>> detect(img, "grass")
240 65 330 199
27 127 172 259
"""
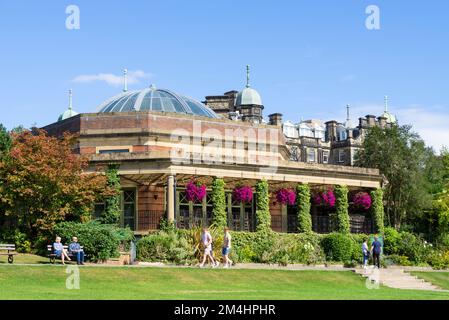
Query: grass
1 263 449 300
0 253 49 265
411 272 449 290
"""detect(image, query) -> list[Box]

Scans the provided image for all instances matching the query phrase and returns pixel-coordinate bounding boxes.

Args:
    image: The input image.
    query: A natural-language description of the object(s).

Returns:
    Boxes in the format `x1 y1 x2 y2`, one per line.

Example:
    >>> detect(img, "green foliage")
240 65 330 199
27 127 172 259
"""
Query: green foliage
355 125 434 229
0 123 12 159
211 178 227 228
159 216 176 233
371 188 385 234
102 165 121 225
230 231 324 265
0 229 31 253
296 184 312 233
137 231 194 265
320 233 362 263
383 226 432 264
426 250 449 270
334 185 350 233
53 221 134 261
255 179 271 232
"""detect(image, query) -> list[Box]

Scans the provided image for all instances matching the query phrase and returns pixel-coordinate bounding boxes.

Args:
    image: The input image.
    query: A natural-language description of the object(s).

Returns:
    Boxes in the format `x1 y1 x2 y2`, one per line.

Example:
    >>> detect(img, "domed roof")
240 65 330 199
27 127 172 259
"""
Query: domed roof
58 89 79 122
58 108 79 122
381 111 397 124
236 87 263 106
97 85 219 118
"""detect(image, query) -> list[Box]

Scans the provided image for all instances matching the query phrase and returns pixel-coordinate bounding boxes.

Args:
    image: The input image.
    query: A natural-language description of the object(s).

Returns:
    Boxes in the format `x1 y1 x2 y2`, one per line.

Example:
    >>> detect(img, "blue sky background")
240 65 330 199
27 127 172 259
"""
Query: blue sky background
0 0 448 151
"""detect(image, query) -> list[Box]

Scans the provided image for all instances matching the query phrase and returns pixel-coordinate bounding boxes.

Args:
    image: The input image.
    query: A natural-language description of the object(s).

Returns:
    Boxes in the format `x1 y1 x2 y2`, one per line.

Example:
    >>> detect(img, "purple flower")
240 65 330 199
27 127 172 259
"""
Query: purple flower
276 188 296 206
185 179 207 203
313 188 335 208
233 186 253 203
352 192 372 210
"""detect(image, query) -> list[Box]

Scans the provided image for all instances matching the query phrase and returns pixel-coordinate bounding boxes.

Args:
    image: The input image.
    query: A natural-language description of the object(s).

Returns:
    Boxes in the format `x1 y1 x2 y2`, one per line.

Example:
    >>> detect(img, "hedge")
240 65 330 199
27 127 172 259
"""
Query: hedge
371 189 385 234
53 221 134 261
334 185 350 233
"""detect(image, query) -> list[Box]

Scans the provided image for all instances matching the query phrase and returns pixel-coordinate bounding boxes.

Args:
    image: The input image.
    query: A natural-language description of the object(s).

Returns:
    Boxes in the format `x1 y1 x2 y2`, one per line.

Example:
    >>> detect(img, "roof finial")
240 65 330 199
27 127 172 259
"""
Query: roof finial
68 89 73 110
123 68 128 92
346 104 350 122
246 65 250 88
384 95 389 112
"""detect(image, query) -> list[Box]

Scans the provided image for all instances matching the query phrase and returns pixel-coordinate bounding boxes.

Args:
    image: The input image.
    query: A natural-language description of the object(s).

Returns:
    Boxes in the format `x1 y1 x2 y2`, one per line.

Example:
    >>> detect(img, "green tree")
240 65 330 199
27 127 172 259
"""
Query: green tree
0 124 12 159
334 185 350 234
102 165 121 225
255 179 271 232
296 184 312 233
211 177 227 228
355 125 433 229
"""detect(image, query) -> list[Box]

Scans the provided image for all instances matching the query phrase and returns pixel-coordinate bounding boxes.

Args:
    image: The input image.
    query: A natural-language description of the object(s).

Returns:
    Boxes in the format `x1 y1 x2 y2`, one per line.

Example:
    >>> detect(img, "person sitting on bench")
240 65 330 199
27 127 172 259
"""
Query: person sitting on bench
53 236 71 265
69 237 85 265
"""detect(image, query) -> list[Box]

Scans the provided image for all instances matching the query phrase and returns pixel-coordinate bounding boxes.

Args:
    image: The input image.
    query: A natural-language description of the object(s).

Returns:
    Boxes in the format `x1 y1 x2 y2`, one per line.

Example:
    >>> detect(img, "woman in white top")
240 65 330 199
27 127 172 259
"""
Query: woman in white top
362 239 370 269
199 227 218 268
222 227 233 268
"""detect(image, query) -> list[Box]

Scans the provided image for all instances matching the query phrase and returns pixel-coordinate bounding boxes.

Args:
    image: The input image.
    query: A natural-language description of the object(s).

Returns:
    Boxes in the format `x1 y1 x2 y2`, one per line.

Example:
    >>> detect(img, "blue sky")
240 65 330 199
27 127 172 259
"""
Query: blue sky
0 0 448 151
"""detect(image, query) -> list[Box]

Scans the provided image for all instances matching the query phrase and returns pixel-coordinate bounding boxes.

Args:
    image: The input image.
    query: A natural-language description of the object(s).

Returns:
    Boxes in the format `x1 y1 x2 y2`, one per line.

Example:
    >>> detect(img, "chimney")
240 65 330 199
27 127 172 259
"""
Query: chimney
325 121 338 142
268 113 283 126
347 128 353 139
366 115 377 127
378 116 387 129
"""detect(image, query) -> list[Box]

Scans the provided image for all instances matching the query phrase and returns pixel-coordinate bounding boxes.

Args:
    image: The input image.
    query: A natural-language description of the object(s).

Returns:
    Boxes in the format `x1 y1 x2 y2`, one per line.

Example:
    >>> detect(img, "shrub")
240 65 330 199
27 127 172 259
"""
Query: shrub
384 254 412 267
371 189 385 234
137 231 194 264
0 229 32 253
321 233 367 264
427 250 449 270
53 221 134 261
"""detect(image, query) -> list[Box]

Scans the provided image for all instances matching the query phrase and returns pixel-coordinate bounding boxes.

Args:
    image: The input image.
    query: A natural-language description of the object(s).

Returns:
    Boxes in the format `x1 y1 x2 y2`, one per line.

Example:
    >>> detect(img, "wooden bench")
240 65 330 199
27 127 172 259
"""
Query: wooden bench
47 245 85 264
0 244 18 264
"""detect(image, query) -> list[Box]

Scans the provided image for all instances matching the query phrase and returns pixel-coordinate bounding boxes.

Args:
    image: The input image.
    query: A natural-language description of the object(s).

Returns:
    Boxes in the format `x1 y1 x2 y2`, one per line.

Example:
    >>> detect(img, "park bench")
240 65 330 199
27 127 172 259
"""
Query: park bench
0 244 18 264
47 245 86 264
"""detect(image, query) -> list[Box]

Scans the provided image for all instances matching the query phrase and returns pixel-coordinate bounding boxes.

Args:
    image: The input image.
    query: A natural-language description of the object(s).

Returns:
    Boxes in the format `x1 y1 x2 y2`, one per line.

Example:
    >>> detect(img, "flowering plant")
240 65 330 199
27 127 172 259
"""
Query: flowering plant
276 188 296 206
352 192 372 210
233 185 253 203
185 179 207 203
312 188 336 208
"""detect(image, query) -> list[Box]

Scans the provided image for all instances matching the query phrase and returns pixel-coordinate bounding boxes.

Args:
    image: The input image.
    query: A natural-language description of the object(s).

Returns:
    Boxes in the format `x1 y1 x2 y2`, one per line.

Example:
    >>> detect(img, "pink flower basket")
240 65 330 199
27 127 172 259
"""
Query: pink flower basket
185 179 207 203
276 188 296 206
352 192 372 210
233 186 253 203
312 189 336 208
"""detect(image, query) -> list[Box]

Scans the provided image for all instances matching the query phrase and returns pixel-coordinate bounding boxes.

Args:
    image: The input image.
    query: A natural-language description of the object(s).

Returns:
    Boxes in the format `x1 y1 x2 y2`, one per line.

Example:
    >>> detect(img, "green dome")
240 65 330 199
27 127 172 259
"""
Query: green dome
236 87 263 106
58 90 79 121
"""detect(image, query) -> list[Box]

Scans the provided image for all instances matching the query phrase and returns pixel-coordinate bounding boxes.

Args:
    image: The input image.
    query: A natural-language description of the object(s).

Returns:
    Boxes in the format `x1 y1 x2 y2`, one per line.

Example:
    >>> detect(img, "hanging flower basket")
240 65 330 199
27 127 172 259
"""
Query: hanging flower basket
312 188 336 208
233 185 253 203
352 192 372 210
185 179 207 203
276 188 296 206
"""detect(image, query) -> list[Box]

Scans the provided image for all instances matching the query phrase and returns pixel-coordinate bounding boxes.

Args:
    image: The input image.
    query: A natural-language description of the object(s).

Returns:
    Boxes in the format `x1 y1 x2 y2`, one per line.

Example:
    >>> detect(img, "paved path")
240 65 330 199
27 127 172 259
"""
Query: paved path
355 267 445 291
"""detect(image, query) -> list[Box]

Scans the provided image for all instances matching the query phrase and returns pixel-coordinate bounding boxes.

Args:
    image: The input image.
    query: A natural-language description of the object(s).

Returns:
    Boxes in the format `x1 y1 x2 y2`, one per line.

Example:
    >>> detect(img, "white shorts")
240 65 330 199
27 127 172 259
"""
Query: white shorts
204 245 212 255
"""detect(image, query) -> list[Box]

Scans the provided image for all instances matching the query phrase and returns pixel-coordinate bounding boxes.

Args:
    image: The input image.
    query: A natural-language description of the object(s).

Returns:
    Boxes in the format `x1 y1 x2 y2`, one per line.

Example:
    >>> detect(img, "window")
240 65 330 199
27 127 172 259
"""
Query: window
122 189 136 231
99 149 130 154
322 151 329 164
307 148 316 162
93 202 105 220
338 150 346 163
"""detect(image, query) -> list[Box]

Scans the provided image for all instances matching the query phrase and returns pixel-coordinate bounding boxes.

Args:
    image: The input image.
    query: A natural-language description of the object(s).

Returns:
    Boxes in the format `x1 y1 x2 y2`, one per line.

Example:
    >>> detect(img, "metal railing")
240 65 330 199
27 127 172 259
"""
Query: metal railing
137 210 164 231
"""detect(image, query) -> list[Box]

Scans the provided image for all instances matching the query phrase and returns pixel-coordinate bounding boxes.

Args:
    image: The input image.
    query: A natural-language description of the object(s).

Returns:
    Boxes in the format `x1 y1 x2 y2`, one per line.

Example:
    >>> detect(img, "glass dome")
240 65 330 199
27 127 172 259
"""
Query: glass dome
97 86 219 118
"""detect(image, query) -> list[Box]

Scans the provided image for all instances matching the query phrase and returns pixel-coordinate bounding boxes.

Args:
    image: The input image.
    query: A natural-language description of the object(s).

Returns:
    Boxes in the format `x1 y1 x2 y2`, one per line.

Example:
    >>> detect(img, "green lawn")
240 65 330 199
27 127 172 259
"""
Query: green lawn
0 264 449 300
412 272 449 290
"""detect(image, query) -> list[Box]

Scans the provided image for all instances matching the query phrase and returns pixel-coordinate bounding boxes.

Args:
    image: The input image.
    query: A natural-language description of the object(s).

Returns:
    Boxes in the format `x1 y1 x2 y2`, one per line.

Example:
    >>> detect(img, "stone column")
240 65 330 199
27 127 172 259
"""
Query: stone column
167 175 175 222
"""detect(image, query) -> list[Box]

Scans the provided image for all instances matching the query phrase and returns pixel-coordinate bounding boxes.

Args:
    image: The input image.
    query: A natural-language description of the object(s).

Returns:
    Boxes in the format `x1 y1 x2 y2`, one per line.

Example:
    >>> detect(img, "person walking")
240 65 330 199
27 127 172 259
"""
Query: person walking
362 239 370 270
222 227 233 268
371 236 382 269
199 227 217 268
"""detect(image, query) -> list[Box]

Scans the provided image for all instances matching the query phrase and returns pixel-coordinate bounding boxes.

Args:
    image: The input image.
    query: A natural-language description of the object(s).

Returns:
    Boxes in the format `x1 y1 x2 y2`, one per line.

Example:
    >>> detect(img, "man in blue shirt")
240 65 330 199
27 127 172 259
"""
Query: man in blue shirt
371 236 382 269
69 236 85 265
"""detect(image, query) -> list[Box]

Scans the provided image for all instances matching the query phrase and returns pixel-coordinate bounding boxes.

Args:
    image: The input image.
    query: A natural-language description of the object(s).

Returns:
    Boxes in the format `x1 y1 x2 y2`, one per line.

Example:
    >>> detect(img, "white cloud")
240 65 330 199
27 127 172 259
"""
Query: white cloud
72 70 152 86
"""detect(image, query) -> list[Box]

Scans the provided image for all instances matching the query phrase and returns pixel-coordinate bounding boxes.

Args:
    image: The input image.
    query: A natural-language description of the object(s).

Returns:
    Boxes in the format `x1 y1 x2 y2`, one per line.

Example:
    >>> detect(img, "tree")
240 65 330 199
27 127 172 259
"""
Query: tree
355 125 433 229
255 179 271 232
334 185 350 233
0 129 109 238
211 177 227 228
0 124 11 159
296 184 312 233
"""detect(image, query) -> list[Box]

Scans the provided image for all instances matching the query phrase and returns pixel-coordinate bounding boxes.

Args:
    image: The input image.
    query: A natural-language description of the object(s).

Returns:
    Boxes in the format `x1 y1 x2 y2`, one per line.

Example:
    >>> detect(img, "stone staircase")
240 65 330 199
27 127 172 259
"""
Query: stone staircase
355 267 441 291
